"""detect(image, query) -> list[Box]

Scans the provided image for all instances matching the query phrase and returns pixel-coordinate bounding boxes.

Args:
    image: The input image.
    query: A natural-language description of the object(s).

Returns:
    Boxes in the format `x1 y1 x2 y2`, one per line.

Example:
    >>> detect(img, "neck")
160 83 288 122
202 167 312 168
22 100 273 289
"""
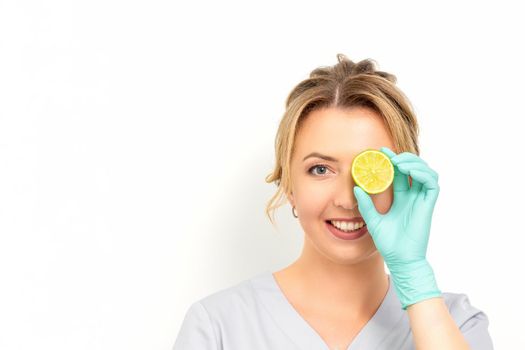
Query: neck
275 239 389 317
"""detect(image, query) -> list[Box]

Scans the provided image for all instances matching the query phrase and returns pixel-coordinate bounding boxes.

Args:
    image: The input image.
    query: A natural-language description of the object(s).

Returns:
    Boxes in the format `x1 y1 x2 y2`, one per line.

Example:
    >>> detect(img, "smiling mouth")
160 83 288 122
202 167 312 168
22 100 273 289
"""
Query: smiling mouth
325 220 367 232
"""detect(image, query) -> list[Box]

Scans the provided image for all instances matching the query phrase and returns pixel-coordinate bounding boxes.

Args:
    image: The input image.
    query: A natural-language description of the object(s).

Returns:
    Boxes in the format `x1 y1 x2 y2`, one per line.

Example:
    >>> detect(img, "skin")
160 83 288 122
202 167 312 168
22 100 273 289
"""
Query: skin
274 106 396 348
273 106 471 349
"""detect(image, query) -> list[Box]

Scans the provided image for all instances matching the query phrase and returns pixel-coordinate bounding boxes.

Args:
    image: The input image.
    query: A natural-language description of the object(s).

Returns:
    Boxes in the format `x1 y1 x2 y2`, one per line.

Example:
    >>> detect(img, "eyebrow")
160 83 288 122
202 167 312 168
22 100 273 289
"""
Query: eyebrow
302 152 338 162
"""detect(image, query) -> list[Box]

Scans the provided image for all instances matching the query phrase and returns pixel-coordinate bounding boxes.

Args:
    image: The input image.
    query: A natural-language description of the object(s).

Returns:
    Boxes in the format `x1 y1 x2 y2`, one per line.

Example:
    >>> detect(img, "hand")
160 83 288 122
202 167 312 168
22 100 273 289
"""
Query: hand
353 146 442 310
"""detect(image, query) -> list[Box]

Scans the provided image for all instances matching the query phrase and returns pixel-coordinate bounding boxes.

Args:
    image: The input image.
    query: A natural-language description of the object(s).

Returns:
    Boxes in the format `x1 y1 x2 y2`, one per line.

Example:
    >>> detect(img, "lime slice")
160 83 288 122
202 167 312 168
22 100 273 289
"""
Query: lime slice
351 149 394 194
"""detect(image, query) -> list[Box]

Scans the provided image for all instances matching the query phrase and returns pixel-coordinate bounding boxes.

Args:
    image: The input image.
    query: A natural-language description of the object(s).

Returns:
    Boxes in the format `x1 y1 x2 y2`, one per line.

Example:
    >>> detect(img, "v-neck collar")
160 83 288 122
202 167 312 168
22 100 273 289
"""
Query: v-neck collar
250 270 405 350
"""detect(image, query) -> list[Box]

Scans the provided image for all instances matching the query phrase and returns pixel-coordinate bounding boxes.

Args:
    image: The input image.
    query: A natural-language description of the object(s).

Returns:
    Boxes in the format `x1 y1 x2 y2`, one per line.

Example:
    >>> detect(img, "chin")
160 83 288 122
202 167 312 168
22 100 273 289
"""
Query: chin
318 241 379 266
334 250 378 265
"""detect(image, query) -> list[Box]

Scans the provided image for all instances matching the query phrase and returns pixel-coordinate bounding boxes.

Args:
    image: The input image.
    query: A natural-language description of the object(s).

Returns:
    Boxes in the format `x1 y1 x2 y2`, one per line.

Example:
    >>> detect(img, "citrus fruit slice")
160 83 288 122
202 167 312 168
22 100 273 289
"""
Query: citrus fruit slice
351 149 394 194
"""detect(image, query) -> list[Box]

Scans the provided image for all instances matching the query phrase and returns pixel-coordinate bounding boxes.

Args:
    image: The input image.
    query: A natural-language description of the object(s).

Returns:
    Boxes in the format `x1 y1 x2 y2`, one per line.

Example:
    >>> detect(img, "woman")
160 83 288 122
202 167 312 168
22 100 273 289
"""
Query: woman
173 54 494 350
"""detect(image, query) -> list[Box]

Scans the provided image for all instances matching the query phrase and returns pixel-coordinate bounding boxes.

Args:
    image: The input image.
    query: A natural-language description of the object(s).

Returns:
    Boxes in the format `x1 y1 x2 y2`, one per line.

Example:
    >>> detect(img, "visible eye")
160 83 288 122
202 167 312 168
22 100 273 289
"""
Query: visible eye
308 164 333 176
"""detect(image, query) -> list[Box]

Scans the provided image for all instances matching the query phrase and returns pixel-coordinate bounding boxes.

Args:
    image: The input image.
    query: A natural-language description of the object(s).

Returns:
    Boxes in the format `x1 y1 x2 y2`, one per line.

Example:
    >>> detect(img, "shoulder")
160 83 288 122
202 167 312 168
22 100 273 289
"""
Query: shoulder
173 275 262 350
442 291 487 327
187 273 263 323
441 291 494 349
198 275 258 313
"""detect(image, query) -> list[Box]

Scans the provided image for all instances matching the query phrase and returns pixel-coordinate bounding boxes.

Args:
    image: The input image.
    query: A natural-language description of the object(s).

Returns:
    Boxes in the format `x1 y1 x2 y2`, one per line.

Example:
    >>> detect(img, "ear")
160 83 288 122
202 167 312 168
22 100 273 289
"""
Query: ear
287 191 295 207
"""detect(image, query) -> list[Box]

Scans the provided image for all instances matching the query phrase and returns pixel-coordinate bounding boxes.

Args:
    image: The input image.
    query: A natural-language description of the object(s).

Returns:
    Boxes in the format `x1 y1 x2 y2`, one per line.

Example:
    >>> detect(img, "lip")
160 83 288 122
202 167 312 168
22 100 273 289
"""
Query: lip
325 220 368 240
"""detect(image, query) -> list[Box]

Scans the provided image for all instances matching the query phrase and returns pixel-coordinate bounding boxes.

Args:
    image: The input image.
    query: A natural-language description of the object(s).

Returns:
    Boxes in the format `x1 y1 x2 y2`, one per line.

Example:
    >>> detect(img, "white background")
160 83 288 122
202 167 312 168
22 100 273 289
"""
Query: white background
1 0 523 349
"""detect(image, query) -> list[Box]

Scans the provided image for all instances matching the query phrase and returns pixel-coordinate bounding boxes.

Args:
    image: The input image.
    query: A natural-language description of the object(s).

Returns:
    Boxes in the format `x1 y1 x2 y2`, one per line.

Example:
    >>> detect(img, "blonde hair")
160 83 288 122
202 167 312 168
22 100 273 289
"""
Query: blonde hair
264 53 421 229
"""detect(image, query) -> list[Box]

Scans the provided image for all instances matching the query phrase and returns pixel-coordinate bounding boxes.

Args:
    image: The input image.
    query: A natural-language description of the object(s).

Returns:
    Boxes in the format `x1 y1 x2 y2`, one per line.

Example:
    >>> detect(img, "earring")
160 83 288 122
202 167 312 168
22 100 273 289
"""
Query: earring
292 206 298 218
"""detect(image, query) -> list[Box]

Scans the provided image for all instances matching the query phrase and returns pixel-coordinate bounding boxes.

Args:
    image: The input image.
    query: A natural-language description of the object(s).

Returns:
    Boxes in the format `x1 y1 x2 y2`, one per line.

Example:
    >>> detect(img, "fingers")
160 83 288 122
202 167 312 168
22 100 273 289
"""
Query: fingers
353 186 382 228
396 163 432 193
380 147 397 159
380 147 410 193
391 152 429 167
380 147 439 195
397 162 438 182
403 168 440 202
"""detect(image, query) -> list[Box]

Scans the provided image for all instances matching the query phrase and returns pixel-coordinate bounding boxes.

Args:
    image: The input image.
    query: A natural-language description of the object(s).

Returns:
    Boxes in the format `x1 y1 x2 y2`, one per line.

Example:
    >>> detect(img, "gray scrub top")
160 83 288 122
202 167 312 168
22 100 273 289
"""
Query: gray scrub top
173 271 494 349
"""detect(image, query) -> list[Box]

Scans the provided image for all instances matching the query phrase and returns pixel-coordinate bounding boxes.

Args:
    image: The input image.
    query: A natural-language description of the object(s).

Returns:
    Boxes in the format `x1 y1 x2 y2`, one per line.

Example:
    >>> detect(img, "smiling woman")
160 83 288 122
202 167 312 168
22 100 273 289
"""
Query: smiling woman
172 54 494 350
264 55 419 229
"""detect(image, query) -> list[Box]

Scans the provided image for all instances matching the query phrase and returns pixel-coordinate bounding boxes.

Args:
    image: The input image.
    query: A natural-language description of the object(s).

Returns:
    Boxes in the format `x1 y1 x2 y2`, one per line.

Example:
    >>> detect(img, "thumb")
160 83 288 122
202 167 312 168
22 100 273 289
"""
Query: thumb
353 186 381 228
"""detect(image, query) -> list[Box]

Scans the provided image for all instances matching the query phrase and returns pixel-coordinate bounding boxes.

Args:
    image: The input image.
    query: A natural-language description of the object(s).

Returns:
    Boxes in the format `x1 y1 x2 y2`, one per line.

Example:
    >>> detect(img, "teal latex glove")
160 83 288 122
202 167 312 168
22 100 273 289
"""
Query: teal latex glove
353 146 442 310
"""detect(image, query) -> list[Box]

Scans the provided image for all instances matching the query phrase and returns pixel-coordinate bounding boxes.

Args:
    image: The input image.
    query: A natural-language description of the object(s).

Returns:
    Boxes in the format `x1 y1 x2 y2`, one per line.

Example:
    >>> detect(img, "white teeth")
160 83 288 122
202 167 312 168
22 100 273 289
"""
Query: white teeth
330 220 365 232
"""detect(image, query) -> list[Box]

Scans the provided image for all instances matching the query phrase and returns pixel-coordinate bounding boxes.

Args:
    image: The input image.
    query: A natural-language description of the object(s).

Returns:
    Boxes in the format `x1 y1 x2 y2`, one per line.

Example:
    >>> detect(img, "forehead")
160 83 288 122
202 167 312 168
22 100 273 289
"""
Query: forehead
294 107 394 158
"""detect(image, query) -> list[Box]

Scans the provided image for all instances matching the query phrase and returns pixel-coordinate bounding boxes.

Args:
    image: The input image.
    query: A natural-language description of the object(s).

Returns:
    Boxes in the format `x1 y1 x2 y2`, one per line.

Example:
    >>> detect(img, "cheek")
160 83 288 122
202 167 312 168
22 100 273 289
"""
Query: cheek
294 187 329 217
371 185 394 214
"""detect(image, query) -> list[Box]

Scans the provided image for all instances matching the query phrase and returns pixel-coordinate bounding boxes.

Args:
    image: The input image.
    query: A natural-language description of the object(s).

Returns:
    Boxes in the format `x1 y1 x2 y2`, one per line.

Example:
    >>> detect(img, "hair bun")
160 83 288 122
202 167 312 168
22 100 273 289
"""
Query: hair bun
308 54 397 84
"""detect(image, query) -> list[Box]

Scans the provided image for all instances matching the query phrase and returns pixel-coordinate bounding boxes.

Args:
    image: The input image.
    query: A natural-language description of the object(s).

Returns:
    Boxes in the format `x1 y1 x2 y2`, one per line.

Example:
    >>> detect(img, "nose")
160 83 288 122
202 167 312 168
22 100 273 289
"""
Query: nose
333 171 359 212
